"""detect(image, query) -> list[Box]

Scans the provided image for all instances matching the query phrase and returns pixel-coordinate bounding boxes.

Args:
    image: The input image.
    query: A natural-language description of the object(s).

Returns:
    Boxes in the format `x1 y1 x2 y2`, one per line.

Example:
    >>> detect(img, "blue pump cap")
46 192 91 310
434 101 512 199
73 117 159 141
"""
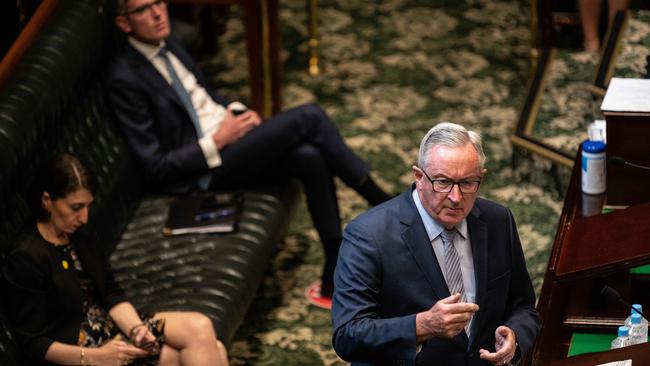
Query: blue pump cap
582 140 606 153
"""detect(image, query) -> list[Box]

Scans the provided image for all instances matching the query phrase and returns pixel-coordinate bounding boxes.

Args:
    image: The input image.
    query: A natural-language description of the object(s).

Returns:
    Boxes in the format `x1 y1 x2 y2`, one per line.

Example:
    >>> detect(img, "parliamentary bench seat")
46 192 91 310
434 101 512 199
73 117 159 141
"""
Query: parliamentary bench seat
0 0 297 364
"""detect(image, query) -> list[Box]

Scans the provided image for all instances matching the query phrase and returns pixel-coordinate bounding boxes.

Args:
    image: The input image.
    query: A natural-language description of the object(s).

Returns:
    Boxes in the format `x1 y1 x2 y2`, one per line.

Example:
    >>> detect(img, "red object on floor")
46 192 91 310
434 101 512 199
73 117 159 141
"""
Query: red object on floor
305 280 332 310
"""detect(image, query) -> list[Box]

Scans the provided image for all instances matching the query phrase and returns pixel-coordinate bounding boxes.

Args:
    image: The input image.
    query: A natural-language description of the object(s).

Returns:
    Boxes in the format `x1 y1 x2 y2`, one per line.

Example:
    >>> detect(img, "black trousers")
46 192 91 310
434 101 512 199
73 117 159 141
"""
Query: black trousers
209 103 368 277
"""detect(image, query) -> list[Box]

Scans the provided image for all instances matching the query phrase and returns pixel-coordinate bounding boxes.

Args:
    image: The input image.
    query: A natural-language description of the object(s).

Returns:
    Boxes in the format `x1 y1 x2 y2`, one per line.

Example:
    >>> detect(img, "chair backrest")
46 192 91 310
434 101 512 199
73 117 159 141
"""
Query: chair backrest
0 0 143 258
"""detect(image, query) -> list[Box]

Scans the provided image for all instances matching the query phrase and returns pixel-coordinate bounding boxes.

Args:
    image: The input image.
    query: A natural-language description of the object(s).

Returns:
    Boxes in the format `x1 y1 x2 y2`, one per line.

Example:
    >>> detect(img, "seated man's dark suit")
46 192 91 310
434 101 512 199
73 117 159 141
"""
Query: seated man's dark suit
331 187 539 366
106 37 370 244
106 38 232 195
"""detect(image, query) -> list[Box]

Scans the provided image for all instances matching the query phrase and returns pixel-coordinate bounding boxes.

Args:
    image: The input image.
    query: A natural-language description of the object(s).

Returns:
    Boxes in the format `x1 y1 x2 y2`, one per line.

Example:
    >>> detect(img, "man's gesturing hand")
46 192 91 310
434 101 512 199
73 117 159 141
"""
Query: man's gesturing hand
479 326 517 365
415 293 479 342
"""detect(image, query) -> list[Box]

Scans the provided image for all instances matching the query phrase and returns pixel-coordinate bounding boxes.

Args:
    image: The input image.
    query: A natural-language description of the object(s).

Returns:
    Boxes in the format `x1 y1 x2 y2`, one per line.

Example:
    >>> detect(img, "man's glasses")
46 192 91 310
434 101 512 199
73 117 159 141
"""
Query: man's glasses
123 0 168 16
420 168 481 194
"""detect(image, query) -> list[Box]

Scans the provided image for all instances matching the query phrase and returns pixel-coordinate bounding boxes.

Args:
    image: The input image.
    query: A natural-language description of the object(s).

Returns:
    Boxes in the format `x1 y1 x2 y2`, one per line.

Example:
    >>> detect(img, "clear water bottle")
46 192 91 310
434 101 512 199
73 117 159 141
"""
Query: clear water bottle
611 326 630 349
628 313 648 345
624 304 645 329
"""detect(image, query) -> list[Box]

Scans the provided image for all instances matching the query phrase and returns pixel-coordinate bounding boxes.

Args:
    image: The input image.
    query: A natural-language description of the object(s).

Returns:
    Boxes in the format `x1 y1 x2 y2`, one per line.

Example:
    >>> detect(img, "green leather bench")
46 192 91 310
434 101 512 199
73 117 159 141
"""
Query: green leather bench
0 0 297 363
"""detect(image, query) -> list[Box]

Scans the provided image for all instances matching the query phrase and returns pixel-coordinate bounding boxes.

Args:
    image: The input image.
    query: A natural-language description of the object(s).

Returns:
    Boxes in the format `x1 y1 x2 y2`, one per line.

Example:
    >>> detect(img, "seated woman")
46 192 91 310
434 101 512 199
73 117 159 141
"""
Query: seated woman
1 153 228 366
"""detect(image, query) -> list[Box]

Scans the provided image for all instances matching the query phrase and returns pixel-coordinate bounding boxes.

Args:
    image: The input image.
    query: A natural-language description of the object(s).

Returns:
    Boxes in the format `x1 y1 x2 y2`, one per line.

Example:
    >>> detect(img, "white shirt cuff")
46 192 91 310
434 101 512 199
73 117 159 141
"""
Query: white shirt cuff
198 135 222 168
227 101 248 112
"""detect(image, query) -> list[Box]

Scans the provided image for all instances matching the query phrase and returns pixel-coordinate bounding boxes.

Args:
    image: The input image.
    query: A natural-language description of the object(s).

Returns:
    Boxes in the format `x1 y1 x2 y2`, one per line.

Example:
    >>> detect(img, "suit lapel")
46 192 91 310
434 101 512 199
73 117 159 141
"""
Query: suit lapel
467 203 488 346
399 189 450 302
123 43 185 110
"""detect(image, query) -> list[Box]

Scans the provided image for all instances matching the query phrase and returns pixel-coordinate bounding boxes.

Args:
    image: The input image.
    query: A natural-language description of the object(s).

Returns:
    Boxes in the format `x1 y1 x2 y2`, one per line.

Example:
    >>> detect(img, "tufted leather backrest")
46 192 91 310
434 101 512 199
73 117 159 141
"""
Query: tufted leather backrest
0 1 141 362
0 0 141 258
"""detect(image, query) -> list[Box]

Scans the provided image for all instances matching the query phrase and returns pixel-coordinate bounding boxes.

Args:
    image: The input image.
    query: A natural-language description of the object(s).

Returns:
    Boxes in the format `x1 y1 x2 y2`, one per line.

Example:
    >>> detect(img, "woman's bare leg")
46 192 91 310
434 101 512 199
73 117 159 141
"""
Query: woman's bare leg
157 345 181 366
607 0 630 30
153 312 228 366
579 0 604 52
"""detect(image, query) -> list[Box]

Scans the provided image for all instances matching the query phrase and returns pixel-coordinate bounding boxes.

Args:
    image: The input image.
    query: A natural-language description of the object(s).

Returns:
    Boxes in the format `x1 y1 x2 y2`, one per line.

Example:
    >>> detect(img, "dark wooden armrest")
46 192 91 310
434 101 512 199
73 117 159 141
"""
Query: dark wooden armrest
0 0 60 89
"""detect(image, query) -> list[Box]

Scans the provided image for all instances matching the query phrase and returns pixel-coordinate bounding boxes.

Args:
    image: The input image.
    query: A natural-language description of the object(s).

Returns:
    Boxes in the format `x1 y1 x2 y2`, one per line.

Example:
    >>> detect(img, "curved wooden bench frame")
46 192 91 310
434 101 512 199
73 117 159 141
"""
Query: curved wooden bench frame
0 0 60 90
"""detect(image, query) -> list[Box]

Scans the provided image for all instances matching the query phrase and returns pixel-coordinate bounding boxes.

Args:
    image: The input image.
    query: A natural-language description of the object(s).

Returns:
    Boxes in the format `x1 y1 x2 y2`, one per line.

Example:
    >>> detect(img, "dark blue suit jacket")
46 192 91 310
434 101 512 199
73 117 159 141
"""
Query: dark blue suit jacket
332 187 539 366
106 38 230 194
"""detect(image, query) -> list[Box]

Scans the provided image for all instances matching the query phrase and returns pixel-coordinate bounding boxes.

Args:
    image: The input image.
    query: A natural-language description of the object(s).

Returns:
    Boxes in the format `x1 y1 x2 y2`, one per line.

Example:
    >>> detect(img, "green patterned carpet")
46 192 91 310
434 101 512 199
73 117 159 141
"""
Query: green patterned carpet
531 10 650 158
194 1 645 364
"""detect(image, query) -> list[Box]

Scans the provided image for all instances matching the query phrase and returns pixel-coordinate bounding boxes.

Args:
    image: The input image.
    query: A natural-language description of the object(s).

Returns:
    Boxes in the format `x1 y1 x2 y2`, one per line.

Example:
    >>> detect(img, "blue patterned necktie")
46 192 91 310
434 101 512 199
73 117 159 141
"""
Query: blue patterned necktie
159 47 211 191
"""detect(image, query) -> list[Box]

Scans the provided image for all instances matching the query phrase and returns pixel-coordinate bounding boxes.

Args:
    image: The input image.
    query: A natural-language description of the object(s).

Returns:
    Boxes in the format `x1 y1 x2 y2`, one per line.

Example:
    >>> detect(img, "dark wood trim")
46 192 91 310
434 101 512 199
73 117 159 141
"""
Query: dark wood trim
241 0 280 117
537 0 554 49
593 10 628 91
0 0 60 90
511 135 574 167
515 48 553 136
170 0 281 116
512 48 575 168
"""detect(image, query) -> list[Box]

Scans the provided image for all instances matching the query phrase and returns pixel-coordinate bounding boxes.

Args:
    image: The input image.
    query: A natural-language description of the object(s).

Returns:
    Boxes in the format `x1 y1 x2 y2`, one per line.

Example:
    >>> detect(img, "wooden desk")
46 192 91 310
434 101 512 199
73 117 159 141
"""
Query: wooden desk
605 110 650 206
601 78 650 206
171 0 281 118
527 151 650 365
544 343 650 366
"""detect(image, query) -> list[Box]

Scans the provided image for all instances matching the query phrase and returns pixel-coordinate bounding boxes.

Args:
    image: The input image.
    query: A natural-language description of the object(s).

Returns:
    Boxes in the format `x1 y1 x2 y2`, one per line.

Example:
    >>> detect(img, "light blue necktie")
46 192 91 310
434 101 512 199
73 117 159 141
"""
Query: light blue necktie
159 47 211 191
159 47 202 137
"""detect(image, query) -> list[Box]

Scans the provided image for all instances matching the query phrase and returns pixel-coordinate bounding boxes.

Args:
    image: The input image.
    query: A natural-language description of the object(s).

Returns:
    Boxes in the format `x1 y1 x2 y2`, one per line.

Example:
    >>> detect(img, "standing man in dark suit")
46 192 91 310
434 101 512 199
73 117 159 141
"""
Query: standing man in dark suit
332 122 539 366
106 0 390 308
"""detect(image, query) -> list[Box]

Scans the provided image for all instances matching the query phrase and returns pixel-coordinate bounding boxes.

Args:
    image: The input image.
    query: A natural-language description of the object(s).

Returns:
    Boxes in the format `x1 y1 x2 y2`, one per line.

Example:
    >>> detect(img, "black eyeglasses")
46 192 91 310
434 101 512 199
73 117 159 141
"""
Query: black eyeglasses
123 0 168 16
420 168 481 194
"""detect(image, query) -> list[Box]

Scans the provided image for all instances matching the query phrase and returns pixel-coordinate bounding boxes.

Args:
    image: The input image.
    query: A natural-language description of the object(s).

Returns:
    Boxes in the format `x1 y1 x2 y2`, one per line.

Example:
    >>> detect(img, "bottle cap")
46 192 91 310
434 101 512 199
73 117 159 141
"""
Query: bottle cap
633 304 643 314
631 313 642 324
582 140 606 153
619 326 630 336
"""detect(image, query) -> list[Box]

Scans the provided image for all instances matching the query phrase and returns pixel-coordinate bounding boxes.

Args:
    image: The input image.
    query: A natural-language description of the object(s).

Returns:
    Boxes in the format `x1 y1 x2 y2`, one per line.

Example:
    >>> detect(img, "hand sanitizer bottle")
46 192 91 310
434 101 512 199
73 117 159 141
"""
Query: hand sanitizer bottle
581 140 606 195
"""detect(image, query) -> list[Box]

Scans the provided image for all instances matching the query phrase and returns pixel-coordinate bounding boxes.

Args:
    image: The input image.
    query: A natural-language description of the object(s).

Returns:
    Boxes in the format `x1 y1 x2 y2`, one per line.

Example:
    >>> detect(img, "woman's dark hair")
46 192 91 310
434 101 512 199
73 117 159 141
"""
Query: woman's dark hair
30 153 97 221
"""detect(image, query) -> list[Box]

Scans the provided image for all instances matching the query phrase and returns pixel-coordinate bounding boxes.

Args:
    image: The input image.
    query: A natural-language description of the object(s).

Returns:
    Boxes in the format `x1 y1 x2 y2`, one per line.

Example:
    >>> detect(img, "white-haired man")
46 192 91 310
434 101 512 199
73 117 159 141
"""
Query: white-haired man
332 122 539 366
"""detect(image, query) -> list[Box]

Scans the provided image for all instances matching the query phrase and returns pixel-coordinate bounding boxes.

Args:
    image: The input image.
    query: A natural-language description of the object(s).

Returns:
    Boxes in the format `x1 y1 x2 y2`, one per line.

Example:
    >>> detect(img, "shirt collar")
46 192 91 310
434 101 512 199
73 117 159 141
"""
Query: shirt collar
412 187 468 242
128 36 166 61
